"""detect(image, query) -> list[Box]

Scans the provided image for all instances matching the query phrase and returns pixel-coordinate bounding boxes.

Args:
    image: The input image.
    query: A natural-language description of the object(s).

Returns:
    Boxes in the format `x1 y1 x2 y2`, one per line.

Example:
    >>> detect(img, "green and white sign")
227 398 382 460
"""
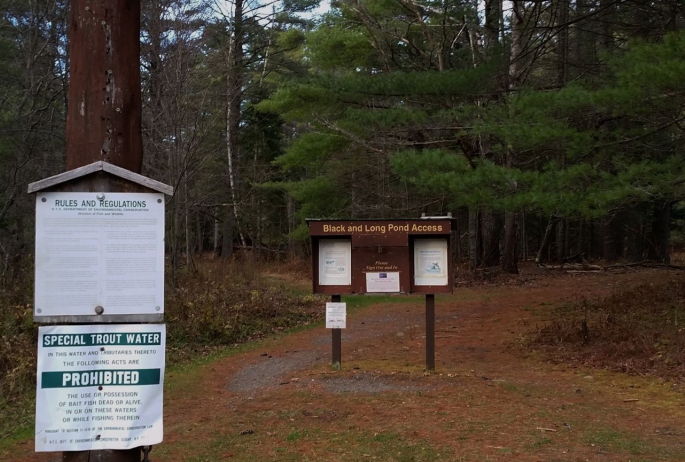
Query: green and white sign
36 324 165 452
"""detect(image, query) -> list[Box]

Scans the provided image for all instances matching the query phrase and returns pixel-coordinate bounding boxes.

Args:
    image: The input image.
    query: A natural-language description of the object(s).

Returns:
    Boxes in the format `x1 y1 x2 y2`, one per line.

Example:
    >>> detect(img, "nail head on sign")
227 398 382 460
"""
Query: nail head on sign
41 197 47 202
95 305 104 315
96 193 105 200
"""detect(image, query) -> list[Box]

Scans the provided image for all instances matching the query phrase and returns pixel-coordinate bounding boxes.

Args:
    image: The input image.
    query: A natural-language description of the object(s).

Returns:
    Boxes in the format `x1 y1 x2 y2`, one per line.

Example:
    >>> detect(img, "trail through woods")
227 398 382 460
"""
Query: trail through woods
8 268 685 461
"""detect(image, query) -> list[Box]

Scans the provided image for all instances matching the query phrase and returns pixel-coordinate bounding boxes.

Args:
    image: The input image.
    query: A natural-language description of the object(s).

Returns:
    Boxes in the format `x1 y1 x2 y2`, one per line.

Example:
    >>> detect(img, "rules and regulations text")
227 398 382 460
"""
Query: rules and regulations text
34 192 165 317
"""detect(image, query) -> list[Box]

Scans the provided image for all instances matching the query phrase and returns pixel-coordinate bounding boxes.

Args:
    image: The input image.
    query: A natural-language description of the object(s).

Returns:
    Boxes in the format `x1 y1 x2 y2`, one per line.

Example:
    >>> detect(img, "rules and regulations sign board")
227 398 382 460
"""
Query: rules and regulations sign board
35 324 166 452
34 192 165 318
326 302 347 329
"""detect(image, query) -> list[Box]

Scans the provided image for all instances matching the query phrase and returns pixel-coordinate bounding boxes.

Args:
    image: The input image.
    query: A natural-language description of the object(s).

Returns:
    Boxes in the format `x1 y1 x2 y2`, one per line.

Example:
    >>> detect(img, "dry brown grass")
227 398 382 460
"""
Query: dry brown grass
529 276 685 379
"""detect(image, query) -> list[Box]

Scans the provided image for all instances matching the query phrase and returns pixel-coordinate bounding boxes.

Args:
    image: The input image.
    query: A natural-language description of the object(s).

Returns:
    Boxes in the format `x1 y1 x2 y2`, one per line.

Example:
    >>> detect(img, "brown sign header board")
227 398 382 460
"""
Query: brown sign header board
308 218 453 295
308 219 451 236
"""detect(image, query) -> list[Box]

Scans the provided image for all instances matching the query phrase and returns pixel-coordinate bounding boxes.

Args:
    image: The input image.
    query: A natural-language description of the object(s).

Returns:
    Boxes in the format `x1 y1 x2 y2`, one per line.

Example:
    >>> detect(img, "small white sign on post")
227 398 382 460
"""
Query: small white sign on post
326 302 347 329
34 192 165 318
35 324 166 452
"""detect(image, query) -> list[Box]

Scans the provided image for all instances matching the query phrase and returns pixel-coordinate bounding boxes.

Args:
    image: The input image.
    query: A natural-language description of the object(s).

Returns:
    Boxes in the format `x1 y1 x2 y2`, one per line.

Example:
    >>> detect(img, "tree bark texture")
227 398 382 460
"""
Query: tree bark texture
222 205 234 259
648 201 671 263
468 207 481 269
502 212 519 273
226 0 246 247
67 0 142 171
481 210 501 267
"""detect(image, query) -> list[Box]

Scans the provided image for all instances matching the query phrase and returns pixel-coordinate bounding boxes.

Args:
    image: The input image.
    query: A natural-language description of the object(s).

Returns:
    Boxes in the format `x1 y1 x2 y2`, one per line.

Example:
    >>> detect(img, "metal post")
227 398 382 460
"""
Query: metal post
332 294 341 370
426 294 435 372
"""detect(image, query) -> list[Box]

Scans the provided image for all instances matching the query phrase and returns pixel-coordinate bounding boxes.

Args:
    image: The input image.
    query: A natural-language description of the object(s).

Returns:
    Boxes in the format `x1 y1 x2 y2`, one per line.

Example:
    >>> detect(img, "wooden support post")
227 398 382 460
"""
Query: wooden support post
61 0 144 460
426 294 435 372
67 0 142 171
332 294 341 370
63 449 141 462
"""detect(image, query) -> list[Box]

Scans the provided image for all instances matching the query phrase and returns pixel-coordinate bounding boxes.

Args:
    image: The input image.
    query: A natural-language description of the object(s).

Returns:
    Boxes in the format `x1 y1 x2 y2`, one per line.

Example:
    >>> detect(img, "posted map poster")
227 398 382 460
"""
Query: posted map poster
319 239 351 285
34 192 165 317
366 272 401 293
326 302 347 329
36 324 166 452
414 239 448 286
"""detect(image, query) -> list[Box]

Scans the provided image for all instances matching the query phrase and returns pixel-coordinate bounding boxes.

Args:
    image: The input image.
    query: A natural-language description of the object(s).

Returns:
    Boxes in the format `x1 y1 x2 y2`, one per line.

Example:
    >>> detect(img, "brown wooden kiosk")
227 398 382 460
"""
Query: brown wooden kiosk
307 218 454 371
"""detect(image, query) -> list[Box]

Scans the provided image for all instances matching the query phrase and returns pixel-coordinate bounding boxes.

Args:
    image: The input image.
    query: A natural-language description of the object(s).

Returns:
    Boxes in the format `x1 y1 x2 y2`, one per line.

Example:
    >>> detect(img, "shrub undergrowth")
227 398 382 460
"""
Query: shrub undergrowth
0 257 321 440
528 278 685 379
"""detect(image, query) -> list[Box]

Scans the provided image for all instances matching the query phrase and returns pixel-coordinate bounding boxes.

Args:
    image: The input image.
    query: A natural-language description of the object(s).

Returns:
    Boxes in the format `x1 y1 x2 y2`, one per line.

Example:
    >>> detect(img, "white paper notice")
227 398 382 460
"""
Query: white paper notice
365 272 401 293
318 239 351 286
414 239 448 286
35 324 165 452
34 192 165 317
326 302 347 329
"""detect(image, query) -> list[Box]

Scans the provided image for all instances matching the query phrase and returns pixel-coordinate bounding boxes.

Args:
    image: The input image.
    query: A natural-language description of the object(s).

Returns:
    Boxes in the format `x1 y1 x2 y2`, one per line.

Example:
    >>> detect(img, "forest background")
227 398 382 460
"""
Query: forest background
2 0 685 277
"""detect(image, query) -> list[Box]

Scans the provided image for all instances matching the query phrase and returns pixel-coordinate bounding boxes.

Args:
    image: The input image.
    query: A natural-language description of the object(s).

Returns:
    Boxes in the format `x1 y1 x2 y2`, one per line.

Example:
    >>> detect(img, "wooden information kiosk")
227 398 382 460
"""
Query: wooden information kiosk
308 218 453 371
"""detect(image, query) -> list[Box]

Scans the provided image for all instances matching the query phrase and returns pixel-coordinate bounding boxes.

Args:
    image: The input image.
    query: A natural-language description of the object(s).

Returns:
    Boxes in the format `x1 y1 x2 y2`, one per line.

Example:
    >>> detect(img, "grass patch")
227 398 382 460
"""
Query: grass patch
526 435 553 450
342 293 424 310
584 427 650 455
285 429 309 442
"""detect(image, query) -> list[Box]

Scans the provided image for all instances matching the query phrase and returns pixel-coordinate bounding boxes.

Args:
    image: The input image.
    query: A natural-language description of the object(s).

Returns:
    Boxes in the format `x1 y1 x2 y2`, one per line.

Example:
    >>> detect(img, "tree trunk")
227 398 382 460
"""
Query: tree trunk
556 0 569 86
286 195 297 257
481 209 501 267
197 209 203 255
184 179 191 267
222 205 234 259
66 0 142 171
502 212 518 273
555 218 566 262
468 206 481 270
483 0 501 54
500 0 524 273
602 215 624 261
648 201 671 263
536 215 556 263
213 208 220 256
226 0 247 248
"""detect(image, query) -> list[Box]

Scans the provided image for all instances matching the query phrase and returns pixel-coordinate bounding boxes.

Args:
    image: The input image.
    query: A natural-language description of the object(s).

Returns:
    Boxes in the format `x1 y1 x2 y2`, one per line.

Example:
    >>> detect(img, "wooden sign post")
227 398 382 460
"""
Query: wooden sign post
308 218 453 372
28 0 168 459
29 164 172 462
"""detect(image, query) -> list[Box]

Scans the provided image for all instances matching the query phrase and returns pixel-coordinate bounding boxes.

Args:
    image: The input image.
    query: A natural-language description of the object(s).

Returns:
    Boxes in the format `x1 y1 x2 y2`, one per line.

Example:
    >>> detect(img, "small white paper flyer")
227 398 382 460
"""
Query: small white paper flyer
326 302 347 329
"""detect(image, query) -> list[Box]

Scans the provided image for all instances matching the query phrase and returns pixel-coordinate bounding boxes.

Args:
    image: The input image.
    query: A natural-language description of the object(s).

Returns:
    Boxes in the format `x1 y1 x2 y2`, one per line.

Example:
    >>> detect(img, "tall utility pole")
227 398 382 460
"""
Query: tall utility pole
64 0 143 461
66 0 143 172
